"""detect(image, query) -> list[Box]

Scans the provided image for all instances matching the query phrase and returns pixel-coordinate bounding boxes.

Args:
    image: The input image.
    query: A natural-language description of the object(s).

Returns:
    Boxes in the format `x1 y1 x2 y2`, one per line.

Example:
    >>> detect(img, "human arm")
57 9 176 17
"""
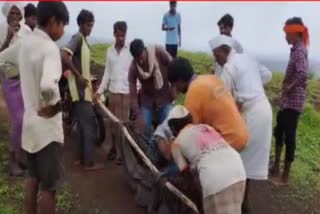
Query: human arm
61 34 88 88
162 14 175 31
95 50 111 100
178 13 181 47
258 63 272 85
38 46 63 118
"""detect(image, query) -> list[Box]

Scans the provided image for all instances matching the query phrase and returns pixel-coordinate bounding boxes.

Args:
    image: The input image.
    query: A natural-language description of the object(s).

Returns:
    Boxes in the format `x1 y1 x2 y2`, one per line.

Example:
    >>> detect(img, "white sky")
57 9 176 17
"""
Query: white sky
0 2 319 60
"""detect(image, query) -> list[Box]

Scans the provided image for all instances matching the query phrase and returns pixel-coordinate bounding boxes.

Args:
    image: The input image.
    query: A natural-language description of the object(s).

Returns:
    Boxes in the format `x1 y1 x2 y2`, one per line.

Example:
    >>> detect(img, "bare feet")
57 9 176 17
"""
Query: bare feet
269 164 280 178
269 176 289 187
83 163 105 171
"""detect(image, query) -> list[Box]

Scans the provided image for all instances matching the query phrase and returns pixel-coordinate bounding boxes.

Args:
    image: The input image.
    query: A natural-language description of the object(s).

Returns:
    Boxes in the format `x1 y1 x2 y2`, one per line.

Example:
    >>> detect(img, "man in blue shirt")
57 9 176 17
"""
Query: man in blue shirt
162 1 181 58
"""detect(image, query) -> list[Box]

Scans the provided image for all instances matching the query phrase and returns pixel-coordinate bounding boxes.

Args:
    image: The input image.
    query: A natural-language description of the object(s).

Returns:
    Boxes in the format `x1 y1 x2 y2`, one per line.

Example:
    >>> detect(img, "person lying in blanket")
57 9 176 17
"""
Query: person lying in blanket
147 109 179 176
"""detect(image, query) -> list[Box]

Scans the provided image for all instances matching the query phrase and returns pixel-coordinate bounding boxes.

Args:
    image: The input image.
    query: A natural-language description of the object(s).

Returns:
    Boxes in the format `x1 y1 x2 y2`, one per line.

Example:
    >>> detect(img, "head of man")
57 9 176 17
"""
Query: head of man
24 3 37 30
283 17 309 47
168 57 194 94
37 2 69 41
4 3 23 24
167 105 192 137
217 14 234 37
77 9 94 37
209 35 233 67
169 1 177 14
130 39 147 67
114 21 127 48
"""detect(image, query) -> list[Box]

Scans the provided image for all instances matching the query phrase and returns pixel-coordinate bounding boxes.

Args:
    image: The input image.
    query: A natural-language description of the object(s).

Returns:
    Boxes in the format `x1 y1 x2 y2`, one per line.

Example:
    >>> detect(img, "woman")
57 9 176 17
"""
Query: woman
167 105 246 214
0 3 25 176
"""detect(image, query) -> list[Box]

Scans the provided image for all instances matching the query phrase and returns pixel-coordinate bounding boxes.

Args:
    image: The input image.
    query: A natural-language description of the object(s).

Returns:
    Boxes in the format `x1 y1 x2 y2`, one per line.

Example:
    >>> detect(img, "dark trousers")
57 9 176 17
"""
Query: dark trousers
166 44 178 58
73 101 97 165
274 108 300 162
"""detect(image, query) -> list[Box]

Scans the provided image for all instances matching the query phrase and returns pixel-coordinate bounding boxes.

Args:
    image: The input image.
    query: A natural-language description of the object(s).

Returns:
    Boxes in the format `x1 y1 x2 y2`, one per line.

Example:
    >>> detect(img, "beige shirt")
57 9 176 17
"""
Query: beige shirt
0 28 63 153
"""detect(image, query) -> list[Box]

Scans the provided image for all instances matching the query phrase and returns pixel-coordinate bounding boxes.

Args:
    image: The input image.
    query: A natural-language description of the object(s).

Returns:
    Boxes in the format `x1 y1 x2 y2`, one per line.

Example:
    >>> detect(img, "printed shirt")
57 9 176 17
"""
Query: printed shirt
0 28 64 153
162 12 181 45
171 124 246 198
280 41 308 112
184 74 248 151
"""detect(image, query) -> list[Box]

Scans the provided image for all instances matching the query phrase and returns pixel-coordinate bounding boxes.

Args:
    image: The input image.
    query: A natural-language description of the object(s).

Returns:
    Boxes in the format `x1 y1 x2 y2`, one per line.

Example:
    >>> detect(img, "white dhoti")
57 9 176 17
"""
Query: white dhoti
240 96 273 180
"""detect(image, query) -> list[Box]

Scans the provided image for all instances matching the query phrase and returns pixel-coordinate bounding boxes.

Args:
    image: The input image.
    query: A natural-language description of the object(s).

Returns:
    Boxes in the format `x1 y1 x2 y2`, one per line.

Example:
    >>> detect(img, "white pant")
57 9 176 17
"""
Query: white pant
240 97 273 180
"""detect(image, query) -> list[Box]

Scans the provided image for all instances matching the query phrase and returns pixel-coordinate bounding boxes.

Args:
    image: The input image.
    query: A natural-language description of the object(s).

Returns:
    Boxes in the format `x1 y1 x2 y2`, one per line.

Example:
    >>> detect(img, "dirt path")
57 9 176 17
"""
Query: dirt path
63 131 146 214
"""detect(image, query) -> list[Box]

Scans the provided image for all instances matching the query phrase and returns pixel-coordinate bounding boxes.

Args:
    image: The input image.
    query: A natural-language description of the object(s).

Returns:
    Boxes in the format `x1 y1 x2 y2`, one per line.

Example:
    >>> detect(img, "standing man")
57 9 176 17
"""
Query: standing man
0 2 25 177
270 17 309 186
61 9 103 171
209 35 273 213
0 2 69 213
129 39 174 138
162 1 181 58
18 3 37 37
95 21 132 165
217 14 243 53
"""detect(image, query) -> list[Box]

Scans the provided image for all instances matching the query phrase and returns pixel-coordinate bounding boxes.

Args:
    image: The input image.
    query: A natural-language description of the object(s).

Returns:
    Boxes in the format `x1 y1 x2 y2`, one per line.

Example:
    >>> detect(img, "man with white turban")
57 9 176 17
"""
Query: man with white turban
0 2 26 177
209 35 273 214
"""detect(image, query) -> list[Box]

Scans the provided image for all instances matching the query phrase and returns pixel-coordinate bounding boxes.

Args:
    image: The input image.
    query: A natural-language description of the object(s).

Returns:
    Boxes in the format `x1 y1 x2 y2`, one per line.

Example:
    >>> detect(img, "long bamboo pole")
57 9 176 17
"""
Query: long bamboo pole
97 101 199 214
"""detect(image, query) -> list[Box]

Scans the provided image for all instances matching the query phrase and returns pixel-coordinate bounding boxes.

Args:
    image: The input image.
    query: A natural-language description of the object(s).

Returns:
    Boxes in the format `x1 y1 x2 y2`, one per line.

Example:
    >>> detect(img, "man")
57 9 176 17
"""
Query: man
0 2 24 177
162 1 181 58
95 21 132 165
168 105 246 214
129 39 174 137
209 34 273 213
270 17 309 186
167 57 248 151
0 2 69 213
61 10 103 170
18 3 37 37
217 14 243 53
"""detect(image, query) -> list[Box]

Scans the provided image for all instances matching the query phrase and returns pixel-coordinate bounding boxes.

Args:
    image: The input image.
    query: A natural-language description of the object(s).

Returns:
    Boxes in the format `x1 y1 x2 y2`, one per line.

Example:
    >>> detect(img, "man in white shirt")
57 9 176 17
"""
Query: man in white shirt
0 2 69 214
209 35 273 214
17 3 37 38
95 21 132 164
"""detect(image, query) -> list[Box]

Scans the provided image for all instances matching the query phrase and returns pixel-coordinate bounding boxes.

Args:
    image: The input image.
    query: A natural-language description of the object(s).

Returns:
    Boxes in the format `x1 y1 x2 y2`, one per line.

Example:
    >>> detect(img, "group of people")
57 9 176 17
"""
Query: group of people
0 1 309 214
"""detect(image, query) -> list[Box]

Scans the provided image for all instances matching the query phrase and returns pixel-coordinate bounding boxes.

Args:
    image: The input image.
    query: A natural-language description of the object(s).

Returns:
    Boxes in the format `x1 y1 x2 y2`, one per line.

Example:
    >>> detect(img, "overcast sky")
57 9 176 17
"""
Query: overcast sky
0 2 319 60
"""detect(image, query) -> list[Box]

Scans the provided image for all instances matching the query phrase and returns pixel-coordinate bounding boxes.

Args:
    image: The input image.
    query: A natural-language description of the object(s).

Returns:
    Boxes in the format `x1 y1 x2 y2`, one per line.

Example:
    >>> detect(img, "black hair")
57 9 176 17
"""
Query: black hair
37 2 69 28
168 57 194 83
130 39 145 58
77 9 94 26
170 1 177 6
24 3 37 18
168 114 193 137
217 14 234 29
113 21 127 33
285 17 303 25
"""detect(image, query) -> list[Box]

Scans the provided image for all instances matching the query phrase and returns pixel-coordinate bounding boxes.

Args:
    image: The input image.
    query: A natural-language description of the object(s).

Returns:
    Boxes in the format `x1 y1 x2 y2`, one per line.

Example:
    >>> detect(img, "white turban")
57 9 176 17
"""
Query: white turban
209 35 234 51
2 2 24 18
167 105 190 121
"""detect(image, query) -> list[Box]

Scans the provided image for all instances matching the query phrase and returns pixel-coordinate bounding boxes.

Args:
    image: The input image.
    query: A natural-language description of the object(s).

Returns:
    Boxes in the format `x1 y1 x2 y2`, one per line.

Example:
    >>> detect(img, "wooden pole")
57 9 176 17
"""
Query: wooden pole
97 101 199 214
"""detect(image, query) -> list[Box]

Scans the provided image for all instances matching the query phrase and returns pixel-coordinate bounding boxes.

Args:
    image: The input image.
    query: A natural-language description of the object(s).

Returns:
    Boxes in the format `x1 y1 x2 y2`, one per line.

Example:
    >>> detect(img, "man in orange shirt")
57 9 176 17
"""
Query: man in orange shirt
167 57 248 151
